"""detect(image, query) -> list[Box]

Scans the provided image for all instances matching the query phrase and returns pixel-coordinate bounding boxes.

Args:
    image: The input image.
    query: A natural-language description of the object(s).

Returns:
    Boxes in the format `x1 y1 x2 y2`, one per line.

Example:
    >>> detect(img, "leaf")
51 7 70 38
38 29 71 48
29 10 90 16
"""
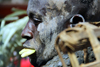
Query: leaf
1 20 5 28
3 17 19 21
1 16 28 48
5 11 26 18
11 8 26 12
0 9 27 27
3 28 17 48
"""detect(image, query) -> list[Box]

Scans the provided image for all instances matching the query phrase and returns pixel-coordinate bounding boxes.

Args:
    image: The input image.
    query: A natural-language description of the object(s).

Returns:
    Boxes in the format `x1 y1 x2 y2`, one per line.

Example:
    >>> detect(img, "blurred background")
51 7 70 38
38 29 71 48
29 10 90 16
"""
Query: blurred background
0 0 28 19
0 0 34 67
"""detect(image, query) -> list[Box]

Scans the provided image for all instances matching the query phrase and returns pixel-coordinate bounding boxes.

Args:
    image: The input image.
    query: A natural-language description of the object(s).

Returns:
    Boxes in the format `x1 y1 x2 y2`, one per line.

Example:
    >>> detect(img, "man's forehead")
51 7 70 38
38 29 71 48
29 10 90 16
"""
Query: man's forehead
28 0 48 7
48 0 66 9
27 0 49 16
27 0 67 14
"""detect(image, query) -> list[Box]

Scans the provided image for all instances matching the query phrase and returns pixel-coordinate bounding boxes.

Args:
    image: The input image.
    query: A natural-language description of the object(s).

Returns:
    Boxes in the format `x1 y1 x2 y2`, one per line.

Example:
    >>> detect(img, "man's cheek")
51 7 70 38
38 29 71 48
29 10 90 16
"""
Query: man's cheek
37 23 46 42
37 23 47 33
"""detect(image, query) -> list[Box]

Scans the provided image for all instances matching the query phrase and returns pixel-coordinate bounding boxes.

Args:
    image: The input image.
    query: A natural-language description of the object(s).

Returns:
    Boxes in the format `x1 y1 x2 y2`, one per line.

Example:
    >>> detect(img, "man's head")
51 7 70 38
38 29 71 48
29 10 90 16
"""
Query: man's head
21 0 100 66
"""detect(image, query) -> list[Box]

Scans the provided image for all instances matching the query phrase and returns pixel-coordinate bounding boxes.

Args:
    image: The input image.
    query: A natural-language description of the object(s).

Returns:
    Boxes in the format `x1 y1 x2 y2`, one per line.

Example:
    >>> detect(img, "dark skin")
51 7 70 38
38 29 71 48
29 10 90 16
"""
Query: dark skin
21 0 100 66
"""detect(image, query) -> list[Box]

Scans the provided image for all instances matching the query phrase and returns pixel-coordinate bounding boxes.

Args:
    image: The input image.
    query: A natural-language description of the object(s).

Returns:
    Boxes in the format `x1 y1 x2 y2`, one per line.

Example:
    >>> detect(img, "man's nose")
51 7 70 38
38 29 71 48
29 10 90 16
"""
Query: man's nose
21 20 36 39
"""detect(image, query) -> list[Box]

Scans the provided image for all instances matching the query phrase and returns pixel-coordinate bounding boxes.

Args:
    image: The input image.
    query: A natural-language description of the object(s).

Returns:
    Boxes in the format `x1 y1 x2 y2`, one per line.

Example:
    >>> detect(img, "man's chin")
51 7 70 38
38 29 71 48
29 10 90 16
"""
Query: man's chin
30 59 47 67
29 53 56 67
20 39 57 66
29 54 47 67
29 53 39 67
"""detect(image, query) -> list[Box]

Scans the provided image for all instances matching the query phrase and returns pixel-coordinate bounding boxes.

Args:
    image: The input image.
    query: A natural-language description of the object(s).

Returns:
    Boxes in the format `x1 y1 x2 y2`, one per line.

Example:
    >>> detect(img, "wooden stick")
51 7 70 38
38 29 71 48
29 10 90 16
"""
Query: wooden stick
68 52 80 67
55 44 67 67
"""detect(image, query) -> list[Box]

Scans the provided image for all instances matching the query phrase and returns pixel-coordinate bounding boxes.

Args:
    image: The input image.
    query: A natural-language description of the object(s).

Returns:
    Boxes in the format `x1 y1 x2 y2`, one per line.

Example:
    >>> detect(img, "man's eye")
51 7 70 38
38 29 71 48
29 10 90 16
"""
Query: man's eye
33 17 42 22
33 17 42 26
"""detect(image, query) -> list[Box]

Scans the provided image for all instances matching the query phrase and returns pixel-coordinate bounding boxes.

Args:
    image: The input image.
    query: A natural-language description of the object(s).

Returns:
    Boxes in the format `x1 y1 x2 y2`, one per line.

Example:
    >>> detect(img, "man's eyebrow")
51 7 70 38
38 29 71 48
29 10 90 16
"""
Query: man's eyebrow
26 9 35 18
26 8 36 16
29 13 33 19
28 12 42 21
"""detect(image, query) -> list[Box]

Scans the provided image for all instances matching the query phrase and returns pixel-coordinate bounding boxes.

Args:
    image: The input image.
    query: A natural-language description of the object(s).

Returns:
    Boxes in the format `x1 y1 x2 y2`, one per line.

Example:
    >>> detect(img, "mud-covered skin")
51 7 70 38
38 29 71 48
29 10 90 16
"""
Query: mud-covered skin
21 0 100 67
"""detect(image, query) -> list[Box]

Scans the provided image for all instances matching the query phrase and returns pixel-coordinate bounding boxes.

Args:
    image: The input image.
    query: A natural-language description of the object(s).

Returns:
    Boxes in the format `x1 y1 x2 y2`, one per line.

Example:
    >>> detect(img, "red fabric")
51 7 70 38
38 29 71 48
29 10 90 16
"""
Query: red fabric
14 60 18 66
20 58 34 67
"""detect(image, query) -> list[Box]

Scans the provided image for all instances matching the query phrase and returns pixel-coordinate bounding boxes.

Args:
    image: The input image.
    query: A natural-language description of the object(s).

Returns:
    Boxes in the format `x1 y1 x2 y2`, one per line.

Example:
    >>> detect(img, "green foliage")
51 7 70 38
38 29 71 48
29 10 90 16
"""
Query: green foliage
0 8 28 67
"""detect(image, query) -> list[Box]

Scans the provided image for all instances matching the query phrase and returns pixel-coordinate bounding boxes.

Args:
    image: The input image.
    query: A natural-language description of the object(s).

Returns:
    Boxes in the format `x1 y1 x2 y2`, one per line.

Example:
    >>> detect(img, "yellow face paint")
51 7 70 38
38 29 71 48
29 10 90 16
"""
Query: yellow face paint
19 48 35 58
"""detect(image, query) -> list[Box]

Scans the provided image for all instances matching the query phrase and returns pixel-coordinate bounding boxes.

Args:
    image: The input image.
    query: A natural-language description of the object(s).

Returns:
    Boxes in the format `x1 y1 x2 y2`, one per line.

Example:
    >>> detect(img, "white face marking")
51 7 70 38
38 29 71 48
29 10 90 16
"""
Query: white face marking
37 23 45 32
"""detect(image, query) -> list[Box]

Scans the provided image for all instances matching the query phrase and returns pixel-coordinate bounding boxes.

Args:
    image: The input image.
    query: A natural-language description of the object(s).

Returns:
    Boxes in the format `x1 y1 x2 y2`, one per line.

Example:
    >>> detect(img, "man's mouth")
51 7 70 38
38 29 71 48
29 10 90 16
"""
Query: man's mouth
19 38 40 58
19 41 57 67
19 40 37 58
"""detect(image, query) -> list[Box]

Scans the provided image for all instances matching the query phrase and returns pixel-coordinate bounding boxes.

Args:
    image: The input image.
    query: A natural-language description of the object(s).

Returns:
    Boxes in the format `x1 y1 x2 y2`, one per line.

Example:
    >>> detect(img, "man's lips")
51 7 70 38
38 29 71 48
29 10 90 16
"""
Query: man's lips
19 39 40 58
23 39 40 50
19 40 36 58
22 40 35 49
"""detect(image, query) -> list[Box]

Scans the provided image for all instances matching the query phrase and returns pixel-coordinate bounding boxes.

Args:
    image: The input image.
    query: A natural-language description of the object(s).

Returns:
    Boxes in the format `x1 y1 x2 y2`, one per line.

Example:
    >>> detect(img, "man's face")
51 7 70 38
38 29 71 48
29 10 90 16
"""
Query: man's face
21 0 92 66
